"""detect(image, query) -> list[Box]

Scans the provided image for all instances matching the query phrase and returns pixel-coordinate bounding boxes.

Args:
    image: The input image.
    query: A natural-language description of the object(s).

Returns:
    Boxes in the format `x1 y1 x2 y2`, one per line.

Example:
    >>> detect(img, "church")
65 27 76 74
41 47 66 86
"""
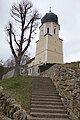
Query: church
23 8 63 76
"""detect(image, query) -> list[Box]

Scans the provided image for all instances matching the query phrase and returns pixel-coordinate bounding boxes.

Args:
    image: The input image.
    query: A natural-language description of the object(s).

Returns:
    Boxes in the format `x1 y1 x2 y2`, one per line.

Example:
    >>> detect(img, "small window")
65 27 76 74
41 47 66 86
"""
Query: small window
54 28 56 34
47 27 49 34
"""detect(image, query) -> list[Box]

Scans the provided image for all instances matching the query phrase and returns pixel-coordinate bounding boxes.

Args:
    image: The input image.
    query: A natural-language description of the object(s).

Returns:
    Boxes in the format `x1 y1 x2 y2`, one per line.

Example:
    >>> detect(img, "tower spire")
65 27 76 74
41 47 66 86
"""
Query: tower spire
49 4 51 12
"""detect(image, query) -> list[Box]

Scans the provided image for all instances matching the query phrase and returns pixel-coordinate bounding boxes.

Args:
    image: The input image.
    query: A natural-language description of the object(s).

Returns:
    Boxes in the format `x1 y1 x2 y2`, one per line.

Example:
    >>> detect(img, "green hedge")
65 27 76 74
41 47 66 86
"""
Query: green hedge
0 66 4 79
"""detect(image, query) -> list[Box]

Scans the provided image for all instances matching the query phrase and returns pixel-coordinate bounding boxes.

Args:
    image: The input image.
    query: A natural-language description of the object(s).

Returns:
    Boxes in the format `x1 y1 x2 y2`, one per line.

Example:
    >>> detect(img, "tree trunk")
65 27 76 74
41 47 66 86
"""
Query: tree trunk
14 60 20 77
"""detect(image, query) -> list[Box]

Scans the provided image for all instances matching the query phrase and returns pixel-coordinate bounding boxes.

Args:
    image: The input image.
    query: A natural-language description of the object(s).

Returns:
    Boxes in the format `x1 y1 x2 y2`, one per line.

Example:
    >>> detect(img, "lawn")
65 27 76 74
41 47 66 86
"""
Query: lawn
0 76 32 113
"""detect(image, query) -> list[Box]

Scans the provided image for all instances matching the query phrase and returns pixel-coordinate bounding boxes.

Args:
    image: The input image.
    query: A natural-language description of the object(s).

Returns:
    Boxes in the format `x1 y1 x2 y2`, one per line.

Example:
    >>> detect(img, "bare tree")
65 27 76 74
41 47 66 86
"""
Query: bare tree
6 0 40 76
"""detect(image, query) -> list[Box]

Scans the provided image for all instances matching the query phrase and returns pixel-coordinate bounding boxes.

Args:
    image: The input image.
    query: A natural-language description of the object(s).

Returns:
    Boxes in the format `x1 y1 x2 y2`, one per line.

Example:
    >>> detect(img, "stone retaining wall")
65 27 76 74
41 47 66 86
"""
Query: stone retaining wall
40 64 80 120
2 69 14 79
0 86 29 120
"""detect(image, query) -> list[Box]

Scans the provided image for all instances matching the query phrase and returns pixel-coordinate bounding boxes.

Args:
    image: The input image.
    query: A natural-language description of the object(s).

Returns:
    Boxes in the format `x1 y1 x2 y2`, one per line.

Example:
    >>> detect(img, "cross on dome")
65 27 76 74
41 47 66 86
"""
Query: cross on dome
49 4 51 12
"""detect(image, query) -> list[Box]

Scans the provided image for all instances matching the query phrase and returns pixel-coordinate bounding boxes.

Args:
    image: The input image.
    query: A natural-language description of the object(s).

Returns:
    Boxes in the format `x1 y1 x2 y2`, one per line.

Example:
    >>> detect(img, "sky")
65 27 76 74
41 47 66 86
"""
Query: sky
0 0 80 63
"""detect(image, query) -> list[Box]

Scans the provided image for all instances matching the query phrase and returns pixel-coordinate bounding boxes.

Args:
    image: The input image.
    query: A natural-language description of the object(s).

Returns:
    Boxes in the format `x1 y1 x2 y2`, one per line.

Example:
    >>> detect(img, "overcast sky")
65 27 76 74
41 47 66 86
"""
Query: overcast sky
0 0 80 63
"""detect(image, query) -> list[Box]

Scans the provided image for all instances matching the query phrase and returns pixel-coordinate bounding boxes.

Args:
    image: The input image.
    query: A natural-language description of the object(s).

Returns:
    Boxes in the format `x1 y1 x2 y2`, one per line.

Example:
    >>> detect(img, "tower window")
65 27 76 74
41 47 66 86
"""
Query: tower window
54 28 56 34
54 28 57 35
47 27 49 34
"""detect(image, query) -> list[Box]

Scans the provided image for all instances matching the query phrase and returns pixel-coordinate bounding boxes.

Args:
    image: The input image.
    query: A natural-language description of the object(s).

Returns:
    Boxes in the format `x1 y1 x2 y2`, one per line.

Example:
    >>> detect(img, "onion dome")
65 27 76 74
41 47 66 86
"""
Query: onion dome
41 10 58 24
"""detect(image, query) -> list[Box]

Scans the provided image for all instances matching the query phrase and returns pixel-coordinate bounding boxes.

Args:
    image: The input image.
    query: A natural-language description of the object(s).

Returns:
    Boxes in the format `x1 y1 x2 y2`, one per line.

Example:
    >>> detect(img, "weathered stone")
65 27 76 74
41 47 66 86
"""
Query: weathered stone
13 109 28 120
0 86 29 120
40 63 80 120
65 79 75 85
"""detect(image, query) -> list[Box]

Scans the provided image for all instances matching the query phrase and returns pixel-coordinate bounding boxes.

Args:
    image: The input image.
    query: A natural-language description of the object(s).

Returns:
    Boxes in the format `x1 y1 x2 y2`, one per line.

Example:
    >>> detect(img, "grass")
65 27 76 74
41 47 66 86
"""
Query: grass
0 76 32 113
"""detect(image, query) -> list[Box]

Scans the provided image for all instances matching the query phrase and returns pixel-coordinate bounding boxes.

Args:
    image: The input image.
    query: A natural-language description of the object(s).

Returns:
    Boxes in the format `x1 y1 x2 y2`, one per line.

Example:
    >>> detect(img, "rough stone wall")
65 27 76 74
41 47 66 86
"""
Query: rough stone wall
40 64 80 120
64 62 80 69
0 86 29 120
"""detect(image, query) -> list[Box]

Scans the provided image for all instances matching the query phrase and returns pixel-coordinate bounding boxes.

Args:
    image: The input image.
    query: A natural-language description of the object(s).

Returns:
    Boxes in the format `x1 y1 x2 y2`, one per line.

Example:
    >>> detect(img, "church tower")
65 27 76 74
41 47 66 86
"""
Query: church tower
35 9 63 64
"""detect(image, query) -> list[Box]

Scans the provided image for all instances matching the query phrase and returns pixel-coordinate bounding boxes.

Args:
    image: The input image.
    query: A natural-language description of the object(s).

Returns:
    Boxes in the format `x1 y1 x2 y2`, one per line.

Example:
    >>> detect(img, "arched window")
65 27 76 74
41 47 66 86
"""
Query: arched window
54 28 57 35
54 28 56 34
47 27 49 34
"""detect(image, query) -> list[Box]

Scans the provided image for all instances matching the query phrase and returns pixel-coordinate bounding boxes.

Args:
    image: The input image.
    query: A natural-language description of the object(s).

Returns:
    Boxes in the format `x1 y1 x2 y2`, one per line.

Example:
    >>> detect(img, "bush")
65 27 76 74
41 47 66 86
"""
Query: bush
0 66 4 79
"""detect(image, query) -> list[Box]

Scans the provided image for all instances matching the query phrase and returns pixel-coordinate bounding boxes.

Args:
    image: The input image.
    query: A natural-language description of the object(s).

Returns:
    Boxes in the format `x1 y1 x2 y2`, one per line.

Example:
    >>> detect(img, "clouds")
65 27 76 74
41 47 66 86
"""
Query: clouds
0 0 80 62
0 0 11 24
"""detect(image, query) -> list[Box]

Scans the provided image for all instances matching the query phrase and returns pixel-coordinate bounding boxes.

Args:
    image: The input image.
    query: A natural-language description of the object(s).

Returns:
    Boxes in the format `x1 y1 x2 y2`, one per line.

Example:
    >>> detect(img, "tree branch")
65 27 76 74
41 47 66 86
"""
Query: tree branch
11 10 21 18
23 18 32 31
11 31 20 48
6 23 17 59
11 14 21 23
22 20 33 55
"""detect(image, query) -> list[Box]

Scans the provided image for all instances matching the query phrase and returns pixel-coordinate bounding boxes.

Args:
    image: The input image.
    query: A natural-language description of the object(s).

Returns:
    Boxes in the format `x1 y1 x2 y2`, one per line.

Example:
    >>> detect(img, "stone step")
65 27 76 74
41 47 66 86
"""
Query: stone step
32 81 53 83
32 84 56 87
32 90 57 93
31 101 63 105
32 83 55 86
32 91 56 93
32 85 54 87
31 98 62 102
32 95 59 99
32 92 59 95
32 90 59 96
30 108 68 114
32 80 53 82
30 117 70 120
32 93 59 96
32 78 52 81
32 81 56 84
31 104 65 109
32 81 54 83
30 112 69 118
32 94 60 98
32 83 55 85
32 89 57 91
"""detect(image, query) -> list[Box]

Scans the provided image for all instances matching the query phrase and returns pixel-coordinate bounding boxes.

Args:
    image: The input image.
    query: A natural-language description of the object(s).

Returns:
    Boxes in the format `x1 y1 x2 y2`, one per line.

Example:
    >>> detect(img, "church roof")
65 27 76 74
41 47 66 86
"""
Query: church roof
41 11 58 24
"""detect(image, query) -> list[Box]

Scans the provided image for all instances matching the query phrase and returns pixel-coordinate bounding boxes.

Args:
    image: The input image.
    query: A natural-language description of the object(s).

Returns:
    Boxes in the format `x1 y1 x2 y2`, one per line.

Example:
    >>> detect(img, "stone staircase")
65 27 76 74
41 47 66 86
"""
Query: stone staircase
29 77 70 120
